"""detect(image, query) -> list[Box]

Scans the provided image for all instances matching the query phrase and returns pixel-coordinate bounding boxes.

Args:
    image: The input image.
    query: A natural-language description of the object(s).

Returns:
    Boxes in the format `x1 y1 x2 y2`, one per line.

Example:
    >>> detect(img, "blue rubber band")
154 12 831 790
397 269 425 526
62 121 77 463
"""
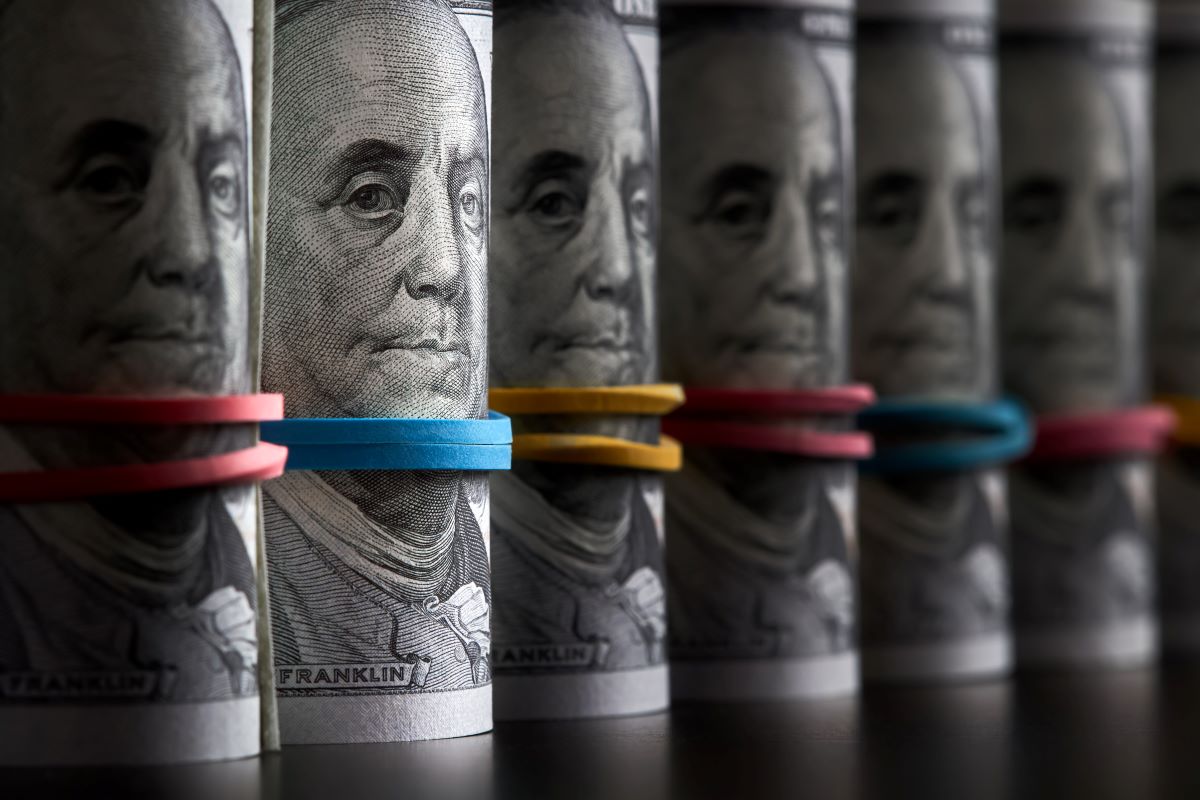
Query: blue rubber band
859 397 1032 474
261 411 511 445
261 411 512 472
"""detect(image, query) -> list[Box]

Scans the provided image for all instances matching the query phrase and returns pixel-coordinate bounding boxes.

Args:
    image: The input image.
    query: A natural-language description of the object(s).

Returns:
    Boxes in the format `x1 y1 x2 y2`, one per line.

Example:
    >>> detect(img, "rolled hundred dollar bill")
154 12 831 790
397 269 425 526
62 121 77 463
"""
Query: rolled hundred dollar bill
999 0 1157 667
854 0 1011 681
262 0 494 742
489 0 669 720
1153 0 1200 656
660 0 860 699
0 0 263 764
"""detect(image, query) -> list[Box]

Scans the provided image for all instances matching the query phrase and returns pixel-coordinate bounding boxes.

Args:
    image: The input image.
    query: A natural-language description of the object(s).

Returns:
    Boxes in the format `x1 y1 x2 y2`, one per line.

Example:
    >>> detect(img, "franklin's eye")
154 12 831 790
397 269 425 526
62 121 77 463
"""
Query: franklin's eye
709 188 770 243
628 185 652 238
338 173 402 224
458 178 485 235
76 155 144 206
1159 181 1200 237
1005 177 1064 246
208 160 241 219
526 178 582 229
859 173 921 247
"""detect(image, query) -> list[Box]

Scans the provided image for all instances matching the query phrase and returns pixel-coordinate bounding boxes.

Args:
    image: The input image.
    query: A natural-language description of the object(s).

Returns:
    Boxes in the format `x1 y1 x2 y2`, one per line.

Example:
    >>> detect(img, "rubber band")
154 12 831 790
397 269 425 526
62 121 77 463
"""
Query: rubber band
276 442 510 472
1027 404 1176 462
1157 395 1200 448
261 411 511 446
858 397 1033 474
511 433 682 472
676 384 876 417
0 394 284 424
662 418 873 460
0 442 288 503
489 384 685 416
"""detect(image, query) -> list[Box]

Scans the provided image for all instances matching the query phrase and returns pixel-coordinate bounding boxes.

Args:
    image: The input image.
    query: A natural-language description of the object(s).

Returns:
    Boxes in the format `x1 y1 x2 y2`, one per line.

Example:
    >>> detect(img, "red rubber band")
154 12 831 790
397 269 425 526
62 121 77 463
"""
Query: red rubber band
0 394 284 425
676 384 876 417
1027 405 1177 461
0 442 288 503
662 418 874 460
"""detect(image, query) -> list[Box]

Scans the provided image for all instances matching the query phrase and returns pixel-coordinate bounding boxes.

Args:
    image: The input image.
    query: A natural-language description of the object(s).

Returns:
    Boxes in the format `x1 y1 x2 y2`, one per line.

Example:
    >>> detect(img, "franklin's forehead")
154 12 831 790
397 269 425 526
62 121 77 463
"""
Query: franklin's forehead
0 0 244 151
499 13 646 123
1003 52 1126 175
667 30 831 128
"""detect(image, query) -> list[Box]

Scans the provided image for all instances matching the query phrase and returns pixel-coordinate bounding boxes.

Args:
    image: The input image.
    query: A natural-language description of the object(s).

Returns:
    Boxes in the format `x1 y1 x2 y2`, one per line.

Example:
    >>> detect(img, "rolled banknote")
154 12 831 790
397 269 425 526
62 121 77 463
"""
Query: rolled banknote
262 0 495 742
1153 0 1200 656
0 0 263 764
659 0 860 699
999 0 1157 667
488 0 669 719
854 0 1009 682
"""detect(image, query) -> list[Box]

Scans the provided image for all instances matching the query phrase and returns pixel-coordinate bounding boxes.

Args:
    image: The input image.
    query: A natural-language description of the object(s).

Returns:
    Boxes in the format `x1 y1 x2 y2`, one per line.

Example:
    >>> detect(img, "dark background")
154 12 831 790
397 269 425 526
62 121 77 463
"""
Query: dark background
4 661 1198 800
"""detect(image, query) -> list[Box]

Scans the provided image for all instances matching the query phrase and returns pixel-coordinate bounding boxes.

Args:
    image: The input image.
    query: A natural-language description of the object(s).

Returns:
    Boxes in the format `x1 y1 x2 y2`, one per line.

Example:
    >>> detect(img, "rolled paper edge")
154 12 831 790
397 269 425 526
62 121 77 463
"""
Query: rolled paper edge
0 393 285 424
261 410 513 446
489 384 685 416
279 442 512 472
1027 404 1177 461
661 418 873 460
511 433 683 472
0 442 288 503
675 383 876 417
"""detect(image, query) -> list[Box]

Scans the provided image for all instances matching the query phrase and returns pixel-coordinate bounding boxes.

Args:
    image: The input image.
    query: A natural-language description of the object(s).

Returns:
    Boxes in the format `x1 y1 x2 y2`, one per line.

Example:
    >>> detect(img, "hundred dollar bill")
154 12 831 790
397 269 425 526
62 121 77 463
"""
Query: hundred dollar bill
0 0 262 765
1153 1 1200 656
855 0 1010 681
488 0 669 720
659 0 859 699
999 0 1156 667
262 0 494 742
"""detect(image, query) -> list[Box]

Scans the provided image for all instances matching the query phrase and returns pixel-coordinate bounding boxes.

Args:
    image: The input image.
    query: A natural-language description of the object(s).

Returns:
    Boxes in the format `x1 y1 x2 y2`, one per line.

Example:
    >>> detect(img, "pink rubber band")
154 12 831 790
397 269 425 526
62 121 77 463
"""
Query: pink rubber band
1027 405 1177 461
0 442 288 503
0 394 284 425
662 418 874 460
677 384 876 416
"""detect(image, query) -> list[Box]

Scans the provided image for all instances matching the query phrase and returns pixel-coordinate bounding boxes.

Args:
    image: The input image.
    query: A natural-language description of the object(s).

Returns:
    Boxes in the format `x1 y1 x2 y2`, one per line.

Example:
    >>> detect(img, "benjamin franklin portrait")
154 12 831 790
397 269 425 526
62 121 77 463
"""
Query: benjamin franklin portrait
854 22 994 400
1153 42 1200 630
0 0 257 702
659 9 855 663
262 0 492 690
1000 39 1141 414
488 0 667 674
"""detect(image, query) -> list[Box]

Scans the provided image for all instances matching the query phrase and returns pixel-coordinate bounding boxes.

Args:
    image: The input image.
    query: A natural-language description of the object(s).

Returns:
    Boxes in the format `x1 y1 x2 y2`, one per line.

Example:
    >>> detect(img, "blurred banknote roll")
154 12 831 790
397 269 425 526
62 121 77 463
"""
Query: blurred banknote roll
0 0 262 765
854 0 1011 681
659 0 860 699
261 0 495 742
488 0 671 720
999 0 1157 668
1152 0 1200 657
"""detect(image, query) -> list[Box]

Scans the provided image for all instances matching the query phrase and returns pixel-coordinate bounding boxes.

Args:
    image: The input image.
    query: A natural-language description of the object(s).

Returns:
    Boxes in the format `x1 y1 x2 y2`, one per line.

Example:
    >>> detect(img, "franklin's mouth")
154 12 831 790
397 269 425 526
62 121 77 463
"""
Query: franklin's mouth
372 337 469 359
107 324 220 350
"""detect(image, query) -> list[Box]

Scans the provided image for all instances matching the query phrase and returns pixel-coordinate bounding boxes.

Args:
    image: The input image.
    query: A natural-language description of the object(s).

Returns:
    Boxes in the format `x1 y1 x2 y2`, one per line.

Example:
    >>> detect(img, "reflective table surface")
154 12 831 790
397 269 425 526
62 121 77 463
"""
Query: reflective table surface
5 661 1198 800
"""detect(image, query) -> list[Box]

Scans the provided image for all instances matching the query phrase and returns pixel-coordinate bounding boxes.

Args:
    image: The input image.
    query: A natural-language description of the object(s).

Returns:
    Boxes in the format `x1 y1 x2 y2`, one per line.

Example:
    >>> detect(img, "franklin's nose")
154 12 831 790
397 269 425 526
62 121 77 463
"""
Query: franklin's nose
581 182 636 303
1060 194 1115 295
149 170 215 289
402 169 464 302
921 188 969 294
767 186 821 304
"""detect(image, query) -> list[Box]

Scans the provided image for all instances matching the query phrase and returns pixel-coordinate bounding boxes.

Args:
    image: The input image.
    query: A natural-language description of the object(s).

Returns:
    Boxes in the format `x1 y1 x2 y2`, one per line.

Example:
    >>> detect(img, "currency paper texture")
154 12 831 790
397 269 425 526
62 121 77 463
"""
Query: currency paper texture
1152 2 1200 656
999 0 1157 667
854 0 1010 681
659 0 859 699
0 0 262 765
488 0 669 720
262 0 495 742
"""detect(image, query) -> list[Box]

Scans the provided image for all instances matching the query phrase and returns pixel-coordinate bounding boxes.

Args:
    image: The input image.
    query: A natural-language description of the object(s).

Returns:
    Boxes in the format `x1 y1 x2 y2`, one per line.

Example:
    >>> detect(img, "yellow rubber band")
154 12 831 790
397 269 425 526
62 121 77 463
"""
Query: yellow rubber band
511 433 683 472
1158 394 1200 447
489 384 685 416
